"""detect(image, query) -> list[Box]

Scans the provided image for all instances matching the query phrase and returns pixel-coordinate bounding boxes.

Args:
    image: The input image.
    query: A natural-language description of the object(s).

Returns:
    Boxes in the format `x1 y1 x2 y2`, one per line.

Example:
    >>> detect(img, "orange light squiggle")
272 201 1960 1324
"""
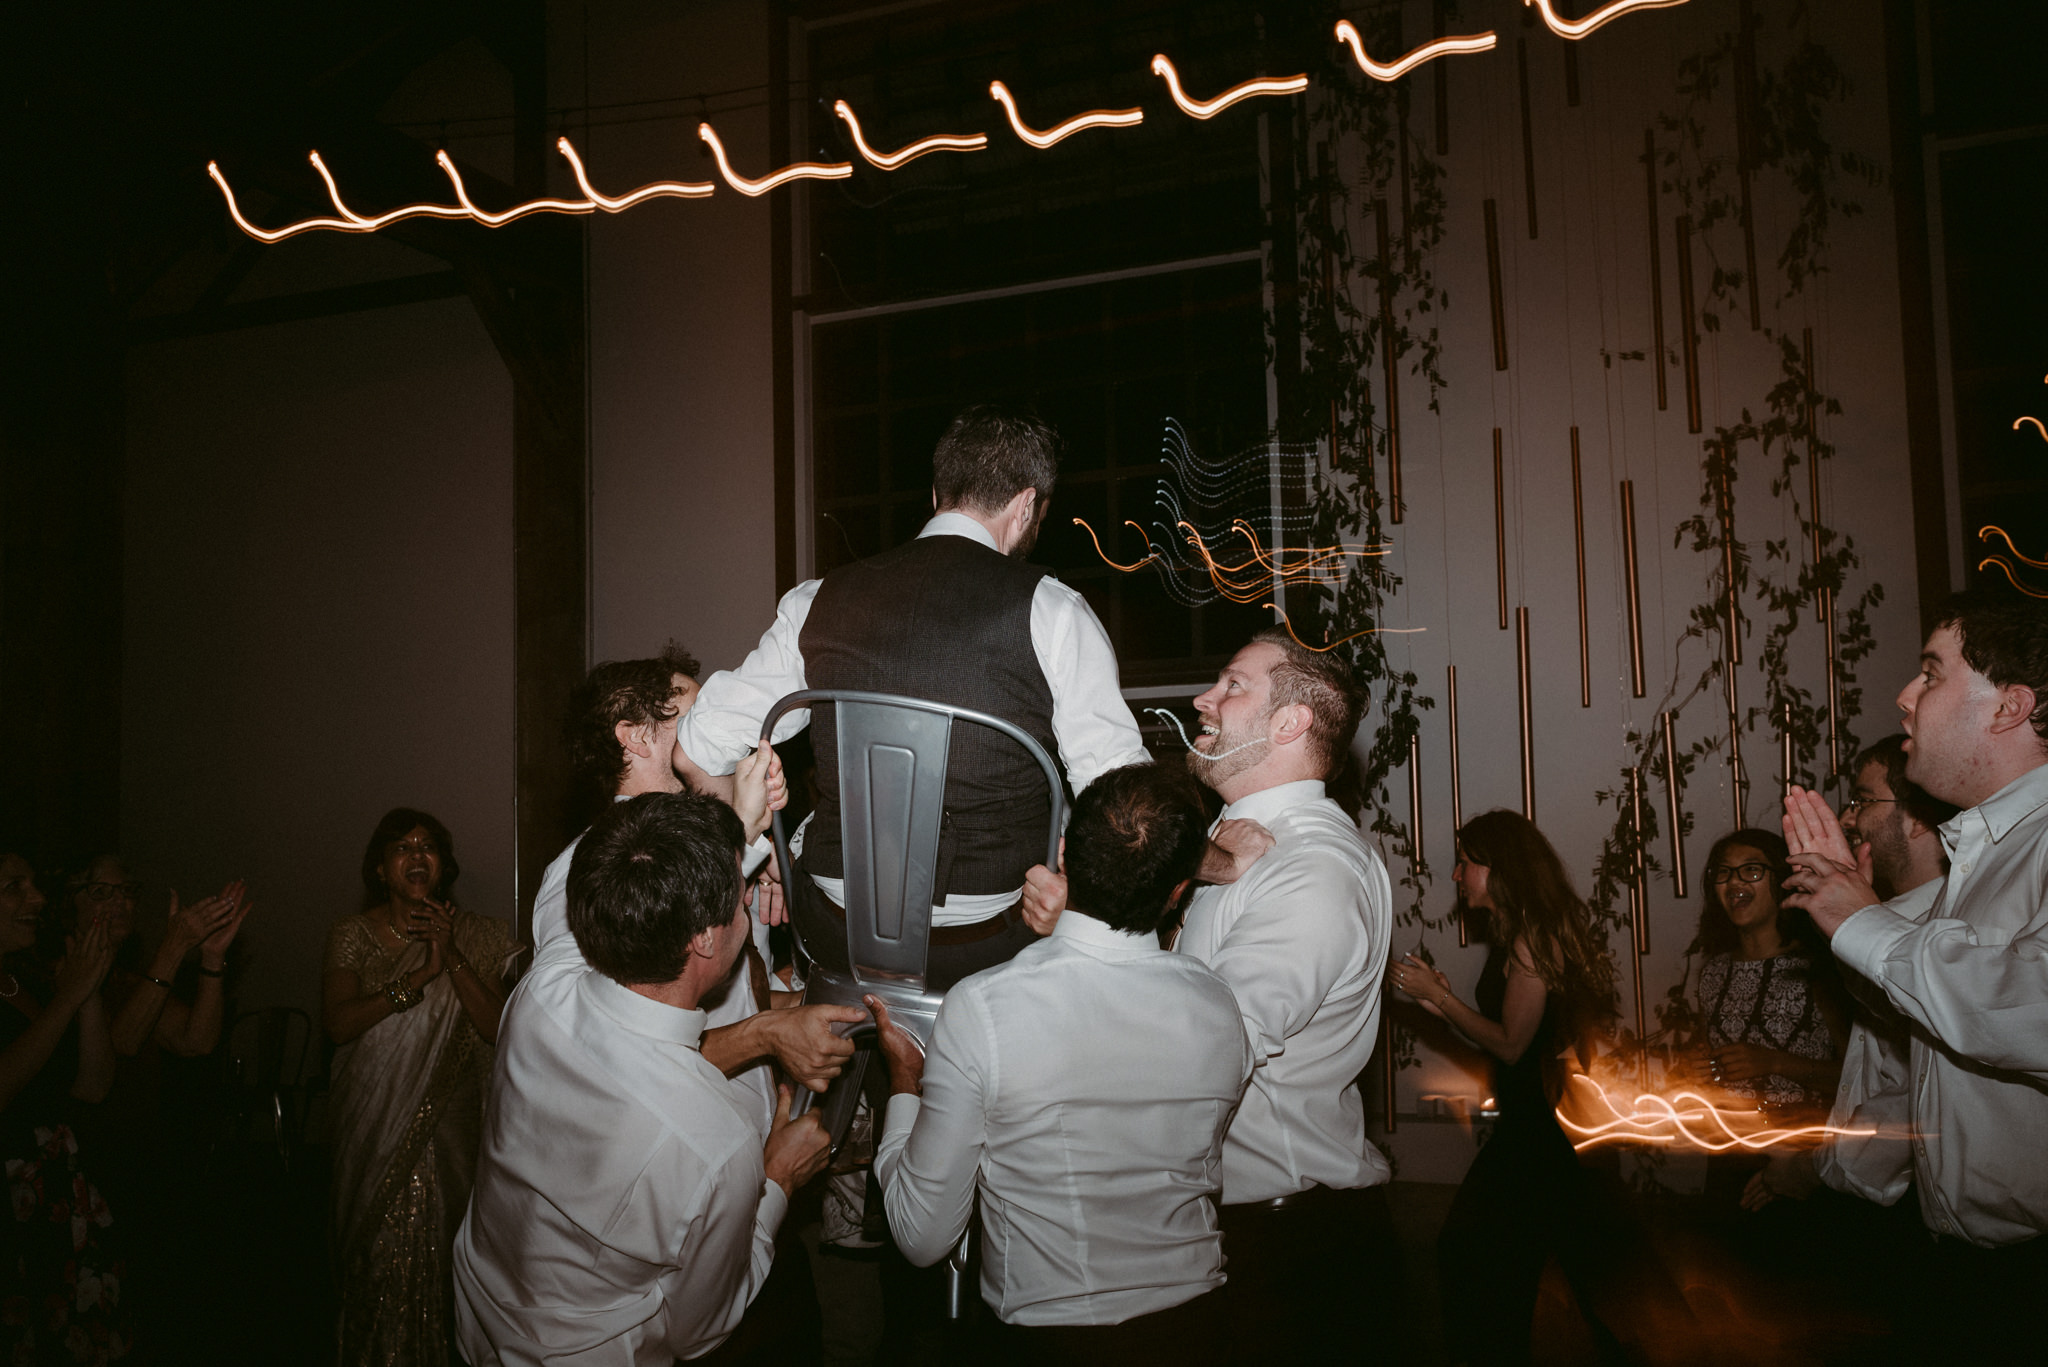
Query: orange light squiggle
832 100 987 169
698 123 851 196
1267 605 1425 653
1979 558 2048 599
1559 1076 1878 1153
1523 0 1691 40
436 152 598 225
1073 518 1387 605
988 81 1143 148
1333 20 1497 81
209 156 479 241
2016 416 2048 443
1149 55 1307 119
1978 526 2048 570
1072 519 1162 573
555 137 713 207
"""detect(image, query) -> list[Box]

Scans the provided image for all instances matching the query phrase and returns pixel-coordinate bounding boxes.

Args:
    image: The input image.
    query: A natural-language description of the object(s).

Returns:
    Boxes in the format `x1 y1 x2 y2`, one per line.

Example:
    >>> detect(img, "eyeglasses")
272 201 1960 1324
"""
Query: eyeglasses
1705 863 1772 885
1841 797 1898 817
79 881 142 901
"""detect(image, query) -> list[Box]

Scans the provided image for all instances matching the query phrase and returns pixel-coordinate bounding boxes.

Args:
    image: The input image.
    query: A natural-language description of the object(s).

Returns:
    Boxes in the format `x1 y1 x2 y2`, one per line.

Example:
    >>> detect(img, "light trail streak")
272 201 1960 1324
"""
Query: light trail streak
1333 20 1497 81
1523 0 1692 40
1072 518 1386 605
2016 416 2048 443
210 156 479 241
555 137 713 206
832 100 987 168
1978 525 2048 570
1559 1075 1878 1153
1266 605 1425 654
988 81 1143 148
699 123 851 195
436 152 597 225
1149 55 1307 119
1978 558 2048 599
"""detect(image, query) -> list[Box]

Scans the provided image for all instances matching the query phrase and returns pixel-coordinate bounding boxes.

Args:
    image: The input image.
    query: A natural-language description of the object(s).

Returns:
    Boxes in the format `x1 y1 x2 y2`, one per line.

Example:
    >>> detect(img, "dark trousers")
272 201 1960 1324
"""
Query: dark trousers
787 863 1038 992
1217 1184 1401 1363
691 1228 823 1366
993 1288 1229 1367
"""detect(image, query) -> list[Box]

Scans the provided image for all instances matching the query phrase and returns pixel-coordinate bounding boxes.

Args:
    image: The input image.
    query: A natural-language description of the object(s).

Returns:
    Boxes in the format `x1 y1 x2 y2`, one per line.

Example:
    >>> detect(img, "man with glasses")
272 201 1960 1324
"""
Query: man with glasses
1783 592 2048 1360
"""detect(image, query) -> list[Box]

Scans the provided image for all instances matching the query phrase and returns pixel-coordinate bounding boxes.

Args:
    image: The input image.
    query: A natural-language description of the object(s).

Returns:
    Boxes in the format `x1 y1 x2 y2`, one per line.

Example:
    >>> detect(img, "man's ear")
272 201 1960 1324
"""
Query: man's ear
615 718 652 761
685 926 719 962
1989 683 2041 739
1269 702 1314 747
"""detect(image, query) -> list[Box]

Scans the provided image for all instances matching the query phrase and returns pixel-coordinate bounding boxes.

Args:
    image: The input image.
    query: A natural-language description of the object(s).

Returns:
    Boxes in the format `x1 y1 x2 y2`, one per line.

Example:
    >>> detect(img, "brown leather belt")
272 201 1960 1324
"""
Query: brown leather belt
817 898 1023 946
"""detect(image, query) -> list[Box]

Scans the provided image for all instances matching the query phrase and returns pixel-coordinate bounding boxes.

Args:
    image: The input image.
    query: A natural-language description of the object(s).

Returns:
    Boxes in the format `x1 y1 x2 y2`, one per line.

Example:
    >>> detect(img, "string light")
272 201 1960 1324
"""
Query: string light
436 152 598 225
1523 0 1692 41
831 100 987 168
988 81 1143 149
1558 1076 1879 1153
209 156 481 241
1333 20 1498 81
1149 55 1307 119
698 123 851 195
555 137 713 207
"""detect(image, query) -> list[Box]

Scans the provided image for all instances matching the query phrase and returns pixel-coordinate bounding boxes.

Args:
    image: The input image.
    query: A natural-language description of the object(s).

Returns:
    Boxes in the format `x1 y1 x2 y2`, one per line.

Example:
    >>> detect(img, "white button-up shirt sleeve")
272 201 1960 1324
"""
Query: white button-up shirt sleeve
1812 1010 1913 1205
1830 772 2048 1081
873 994 989 1269
1206 847 1371 1061
677 581 823 778
1030 576 1148 793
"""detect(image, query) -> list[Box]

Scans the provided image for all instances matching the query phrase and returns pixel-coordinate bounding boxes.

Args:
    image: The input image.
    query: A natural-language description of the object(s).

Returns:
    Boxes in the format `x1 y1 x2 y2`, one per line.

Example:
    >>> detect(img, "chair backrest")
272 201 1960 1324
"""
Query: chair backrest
765 689 1065 990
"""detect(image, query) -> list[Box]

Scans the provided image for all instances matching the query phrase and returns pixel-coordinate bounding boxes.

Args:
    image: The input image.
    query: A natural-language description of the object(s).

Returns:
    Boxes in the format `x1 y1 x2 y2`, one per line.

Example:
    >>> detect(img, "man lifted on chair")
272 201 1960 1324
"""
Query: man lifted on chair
676 404 1268 989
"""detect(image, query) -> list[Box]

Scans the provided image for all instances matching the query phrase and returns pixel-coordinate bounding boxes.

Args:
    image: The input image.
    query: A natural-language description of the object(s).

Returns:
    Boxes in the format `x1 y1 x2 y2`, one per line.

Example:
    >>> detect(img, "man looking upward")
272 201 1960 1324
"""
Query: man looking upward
1026 628 1396 1359
1783 592 2048 1361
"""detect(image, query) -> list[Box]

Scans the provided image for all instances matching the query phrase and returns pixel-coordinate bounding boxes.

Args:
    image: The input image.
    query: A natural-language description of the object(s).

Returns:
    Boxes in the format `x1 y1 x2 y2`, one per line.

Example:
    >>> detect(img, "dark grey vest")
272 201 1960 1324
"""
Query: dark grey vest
798 534 1063 900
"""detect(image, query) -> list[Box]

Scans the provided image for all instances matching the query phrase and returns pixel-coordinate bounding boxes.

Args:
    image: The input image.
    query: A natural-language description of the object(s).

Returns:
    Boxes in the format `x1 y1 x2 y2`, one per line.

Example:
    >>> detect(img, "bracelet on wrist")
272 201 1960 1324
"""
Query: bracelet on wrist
384 979 424 1013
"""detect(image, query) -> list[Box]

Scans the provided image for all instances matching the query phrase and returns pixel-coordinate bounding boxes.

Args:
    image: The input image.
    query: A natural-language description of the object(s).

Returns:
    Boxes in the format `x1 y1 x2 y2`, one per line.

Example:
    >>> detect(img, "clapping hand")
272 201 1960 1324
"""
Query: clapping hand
1391 953 1453 1018
54 911 118 1010
165 884 241 959
199 882 254 970
408 899 457 979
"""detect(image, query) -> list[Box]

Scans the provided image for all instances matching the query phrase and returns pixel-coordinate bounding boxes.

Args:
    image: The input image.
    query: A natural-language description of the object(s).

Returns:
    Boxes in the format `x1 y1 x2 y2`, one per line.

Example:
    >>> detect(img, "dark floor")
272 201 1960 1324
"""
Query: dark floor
129 1146 1908 1367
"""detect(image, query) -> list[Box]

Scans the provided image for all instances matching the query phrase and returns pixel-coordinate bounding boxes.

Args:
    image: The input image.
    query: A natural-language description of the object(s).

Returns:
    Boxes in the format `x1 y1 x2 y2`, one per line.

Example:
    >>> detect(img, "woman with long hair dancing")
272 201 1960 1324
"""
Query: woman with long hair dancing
1392 810 1623 1366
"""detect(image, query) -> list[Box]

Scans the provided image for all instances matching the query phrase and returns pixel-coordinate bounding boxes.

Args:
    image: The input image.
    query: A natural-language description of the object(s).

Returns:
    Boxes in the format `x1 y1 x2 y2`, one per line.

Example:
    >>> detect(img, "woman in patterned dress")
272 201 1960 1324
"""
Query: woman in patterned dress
1685 828 1848 1217
323 810 515 1366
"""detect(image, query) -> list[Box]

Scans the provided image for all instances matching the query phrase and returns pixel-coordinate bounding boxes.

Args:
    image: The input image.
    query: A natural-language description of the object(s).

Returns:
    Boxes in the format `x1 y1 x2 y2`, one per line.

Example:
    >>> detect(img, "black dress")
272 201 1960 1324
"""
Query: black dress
0 995 130 1364
1436 951 1621 1366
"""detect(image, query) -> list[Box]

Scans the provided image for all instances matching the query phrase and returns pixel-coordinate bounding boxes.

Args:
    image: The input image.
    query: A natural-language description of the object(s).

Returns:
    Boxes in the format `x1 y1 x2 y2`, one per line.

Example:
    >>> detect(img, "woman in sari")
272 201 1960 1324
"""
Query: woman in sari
323 809 514 1366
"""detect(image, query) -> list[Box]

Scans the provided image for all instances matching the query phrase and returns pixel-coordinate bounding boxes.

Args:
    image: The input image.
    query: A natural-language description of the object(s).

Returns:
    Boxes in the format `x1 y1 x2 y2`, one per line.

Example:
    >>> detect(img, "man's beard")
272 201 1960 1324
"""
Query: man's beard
1190 712 1270 791
1863 810 1912 901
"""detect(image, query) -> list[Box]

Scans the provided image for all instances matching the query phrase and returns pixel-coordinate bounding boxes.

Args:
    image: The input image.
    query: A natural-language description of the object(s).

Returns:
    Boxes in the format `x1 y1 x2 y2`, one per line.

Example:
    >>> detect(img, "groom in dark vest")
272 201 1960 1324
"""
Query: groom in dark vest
676 404 1152 986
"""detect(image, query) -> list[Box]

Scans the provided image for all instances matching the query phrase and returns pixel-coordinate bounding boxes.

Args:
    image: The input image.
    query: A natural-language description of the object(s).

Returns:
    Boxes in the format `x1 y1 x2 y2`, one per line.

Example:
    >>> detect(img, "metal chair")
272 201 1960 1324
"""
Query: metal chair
220 1006 314 1168
763 688 1065 1318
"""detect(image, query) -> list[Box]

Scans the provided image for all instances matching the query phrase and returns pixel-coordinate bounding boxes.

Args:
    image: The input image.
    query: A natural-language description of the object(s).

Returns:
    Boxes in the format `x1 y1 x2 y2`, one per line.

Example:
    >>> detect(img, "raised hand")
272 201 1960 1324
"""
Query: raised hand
864 995 927 1097
1783 786 1854 864
199 883 253 969
1782 845 1881 939
1391 952 1453 1018
165 889 235 958
1021 842 1067 936
730 741 787 840
763 1084 831 1196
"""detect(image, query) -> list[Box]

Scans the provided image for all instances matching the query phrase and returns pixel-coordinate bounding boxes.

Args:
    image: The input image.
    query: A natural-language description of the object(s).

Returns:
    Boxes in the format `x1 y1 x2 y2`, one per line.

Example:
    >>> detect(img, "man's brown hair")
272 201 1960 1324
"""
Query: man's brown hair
1249 628 1366 775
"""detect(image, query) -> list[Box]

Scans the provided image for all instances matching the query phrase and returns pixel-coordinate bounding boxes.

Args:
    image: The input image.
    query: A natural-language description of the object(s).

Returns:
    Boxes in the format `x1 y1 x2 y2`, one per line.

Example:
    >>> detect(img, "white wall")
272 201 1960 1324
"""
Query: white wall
123 298 515 1018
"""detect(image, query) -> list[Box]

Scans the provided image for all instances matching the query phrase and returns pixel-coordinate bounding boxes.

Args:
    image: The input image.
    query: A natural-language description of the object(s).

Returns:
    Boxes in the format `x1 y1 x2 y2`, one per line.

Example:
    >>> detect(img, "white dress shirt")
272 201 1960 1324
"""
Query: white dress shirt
1176 779 1393 1204
675 512 1149 926
1812 879 1939 1207
1827 760 2048 1245
874 910 1253 1326
530 825 779 1135
454 860 785 1364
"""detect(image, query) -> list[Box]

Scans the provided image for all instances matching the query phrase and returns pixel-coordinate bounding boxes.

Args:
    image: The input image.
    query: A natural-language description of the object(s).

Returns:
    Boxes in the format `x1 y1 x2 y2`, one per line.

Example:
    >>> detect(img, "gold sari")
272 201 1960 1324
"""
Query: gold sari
324 910 515 1366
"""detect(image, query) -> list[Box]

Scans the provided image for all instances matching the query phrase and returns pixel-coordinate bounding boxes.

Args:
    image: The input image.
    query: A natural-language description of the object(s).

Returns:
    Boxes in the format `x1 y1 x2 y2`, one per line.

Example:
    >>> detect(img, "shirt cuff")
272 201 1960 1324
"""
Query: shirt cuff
741 836 772 880
884 1092 922 1138
757 1175 790 1233
1828 902 1908 983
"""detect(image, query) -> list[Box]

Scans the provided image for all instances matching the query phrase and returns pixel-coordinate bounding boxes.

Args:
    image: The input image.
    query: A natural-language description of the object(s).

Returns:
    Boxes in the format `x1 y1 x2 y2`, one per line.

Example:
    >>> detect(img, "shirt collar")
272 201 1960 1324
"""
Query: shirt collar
1052 909 1168 957
918 511 1000 552
1219 778 1326 826
1947 760 2048 846
578 968 707 1047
